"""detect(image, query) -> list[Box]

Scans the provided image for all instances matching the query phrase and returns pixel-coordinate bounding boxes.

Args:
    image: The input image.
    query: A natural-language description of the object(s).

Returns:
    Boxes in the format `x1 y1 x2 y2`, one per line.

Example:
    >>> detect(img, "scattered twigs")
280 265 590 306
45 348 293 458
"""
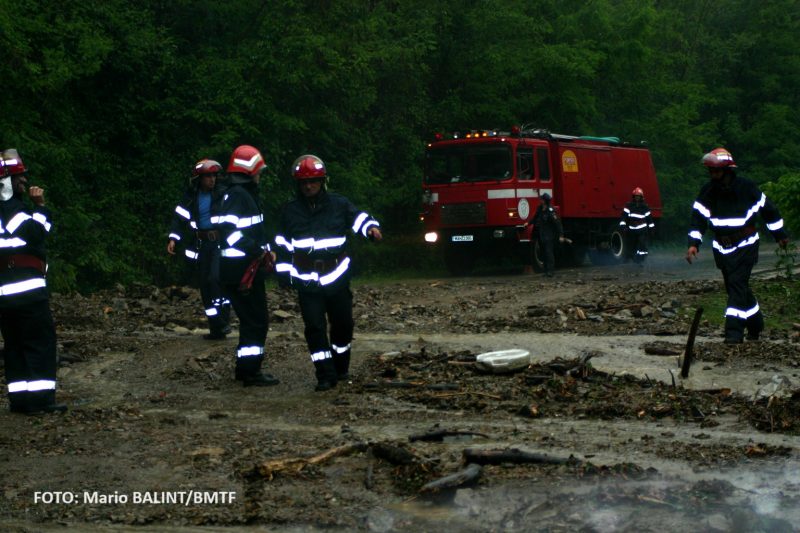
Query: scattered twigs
256 442 368 479
462 448 581 466
431 391 502 400
409 429 490 442
419 463 482 495
364 381 460 390
681 307 704 378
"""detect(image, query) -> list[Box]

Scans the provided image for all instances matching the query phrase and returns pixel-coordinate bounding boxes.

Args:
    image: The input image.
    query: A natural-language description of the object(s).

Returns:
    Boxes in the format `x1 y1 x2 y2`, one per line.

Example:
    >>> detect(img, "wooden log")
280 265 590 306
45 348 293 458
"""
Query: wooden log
409 429 490 442
256 442 368 479
681 307 704 378
419 463 482 494
462 448 580 466
371 442 419 465
644 345 681 356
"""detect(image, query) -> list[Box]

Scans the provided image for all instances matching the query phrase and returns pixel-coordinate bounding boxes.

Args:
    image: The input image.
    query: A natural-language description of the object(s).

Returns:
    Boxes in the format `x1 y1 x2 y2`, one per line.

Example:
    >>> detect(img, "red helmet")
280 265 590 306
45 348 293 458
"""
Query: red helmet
192 159 222 178
1 149 27 177
227 145 265 177
291 154 326 181
702 147 736 168
632 187 644 197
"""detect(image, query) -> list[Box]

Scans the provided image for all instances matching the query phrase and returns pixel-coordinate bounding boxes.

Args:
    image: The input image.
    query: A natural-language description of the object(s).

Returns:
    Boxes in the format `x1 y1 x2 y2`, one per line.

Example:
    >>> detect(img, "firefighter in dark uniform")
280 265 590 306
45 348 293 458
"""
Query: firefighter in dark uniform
274 155 382 391
0 149 65 414
217 145 279 386
167 159 232 340
532 192 562 277
619 187 655 264
686 147 789 344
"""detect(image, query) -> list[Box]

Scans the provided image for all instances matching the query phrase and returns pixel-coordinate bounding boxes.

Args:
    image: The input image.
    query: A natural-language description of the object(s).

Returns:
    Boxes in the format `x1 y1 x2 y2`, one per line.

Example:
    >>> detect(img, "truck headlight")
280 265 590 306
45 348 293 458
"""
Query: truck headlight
424 232 438 243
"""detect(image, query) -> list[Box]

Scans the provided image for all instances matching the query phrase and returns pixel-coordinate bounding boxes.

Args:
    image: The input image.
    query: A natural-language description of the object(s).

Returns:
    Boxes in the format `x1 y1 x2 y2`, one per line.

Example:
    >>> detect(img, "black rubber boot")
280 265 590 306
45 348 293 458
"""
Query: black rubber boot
241 372 280 387
333 352 351 382
314 359 338 392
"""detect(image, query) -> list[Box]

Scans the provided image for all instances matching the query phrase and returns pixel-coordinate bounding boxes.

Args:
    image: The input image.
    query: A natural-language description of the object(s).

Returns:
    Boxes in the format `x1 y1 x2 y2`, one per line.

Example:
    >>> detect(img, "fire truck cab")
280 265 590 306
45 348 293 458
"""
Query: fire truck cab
421 126 662 275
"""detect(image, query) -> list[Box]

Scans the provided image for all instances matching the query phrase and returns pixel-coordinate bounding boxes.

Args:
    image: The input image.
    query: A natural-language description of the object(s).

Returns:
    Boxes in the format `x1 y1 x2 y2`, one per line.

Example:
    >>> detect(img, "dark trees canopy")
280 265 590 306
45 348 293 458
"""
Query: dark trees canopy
1 0 797 291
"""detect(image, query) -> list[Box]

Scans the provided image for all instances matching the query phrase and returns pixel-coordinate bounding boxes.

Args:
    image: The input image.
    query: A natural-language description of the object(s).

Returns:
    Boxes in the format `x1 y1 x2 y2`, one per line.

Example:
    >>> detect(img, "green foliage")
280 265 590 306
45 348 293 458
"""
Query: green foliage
1 0 798 291
762 173 800 237
693 278 800 333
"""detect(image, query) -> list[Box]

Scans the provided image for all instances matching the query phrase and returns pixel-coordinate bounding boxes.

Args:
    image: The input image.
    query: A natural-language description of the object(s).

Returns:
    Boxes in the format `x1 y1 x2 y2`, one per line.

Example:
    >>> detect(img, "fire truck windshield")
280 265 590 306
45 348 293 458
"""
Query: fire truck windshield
424 144 512 184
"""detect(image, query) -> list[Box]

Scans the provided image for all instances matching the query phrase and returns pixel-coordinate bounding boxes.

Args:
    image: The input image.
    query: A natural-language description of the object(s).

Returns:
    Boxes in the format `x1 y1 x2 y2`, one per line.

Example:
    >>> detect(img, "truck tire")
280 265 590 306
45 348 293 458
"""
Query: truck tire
444 247 476 276
530 241 545 272
588 231 624 266
609 230 625 262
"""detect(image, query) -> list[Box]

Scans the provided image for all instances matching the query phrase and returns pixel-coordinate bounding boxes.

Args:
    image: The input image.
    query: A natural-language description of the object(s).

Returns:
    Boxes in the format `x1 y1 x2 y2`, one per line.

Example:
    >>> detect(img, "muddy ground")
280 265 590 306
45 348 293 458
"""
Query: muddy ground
1 248 799 532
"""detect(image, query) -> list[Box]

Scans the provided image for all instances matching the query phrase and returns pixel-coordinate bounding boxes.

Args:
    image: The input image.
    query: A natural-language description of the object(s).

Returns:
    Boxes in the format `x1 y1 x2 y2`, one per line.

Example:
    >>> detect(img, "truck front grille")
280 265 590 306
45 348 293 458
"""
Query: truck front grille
440 202 486 226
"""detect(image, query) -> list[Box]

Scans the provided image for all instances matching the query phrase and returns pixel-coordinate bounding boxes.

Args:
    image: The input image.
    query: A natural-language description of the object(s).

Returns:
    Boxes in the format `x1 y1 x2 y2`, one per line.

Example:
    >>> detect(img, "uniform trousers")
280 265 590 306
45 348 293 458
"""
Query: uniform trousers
713 241 763 340
298 284 354 379
1 299 58 411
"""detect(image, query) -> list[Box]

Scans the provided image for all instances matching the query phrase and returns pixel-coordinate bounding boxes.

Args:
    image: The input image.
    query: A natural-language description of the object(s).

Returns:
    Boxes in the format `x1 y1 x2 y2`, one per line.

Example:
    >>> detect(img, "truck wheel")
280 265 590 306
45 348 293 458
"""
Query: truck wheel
530 241 545 272
609 230 625 262
444 247 475 276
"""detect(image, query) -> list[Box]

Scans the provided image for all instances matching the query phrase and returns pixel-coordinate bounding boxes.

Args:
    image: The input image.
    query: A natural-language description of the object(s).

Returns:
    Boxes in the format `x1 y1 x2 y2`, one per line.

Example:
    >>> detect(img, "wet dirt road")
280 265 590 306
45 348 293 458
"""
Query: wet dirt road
1 246 798 531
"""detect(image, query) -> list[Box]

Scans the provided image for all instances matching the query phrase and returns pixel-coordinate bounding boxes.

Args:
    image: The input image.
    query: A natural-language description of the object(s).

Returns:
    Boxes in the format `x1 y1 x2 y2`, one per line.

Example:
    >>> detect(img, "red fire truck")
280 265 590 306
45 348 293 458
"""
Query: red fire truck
421 126 662 274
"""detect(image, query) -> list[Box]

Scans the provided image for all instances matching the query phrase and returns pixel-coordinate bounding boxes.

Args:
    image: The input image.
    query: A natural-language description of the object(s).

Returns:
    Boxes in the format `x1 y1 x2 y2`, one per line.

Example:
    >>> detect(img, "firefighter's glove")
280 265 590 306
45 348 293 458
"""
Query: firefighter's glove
685 246 699 264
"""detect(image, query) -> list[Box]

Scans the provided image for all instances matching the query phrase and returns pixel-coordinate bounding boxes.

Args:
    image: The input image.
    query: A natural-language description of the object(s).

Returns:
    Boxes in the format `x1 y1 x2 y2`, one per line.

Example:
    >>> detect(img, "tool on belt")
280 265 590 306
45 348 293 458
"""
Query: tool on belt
291 251 347 275
196 230 219 241
239 253 275 292
715 225 757 247
0 254 46 274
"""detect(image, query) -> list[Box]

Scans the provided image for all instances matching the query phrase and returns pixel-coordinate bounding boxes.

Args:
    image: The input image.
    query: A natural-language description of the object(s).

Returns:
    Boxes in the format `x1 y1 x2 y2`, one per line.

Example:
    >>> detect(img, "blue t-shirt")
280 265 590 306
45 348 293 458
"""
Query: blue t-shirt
197 191 213 230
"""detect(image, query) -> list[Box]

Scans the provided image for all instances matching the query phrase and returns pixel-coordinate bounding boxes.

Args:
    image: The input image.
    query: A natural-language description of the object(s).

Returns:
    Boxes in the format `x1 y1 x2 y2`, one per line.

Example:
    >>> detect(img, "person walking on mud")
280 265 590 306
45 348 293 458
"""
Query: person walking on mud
167 159 232 340
619 187 654 265
274 155 382 391
0 149 66 414
216 145 279 386
686 147 789 344
532 193 563 277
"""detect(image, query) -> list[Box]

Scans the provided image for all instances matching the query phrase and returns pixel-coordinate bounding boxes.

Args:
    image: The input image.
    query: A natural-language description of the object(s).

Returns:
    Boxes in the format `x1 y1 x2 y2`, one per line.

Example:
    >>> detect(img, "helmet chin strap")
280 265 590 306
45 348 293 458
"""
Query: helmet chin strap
0 177 12 201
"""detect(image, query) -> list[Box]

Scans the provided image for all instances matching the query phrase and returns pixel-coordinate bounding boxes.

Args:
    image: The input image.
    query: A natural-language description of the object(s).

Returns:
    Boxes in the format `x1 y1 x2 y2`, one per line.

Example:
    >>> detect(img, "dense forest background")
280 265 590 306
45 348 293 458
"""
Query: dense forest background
1 0 798 292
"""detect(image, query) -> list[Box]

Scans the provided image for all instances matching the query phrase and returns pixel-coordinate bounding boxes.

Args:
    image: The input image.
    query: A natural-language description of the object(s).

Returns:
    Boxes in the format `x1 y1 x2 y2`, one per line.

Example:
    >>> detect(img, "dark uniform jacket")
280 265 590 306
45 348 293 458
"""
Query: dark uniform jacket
687 175 787 254
274 191 379 293
215 182 270 284
620 200 654 233
0 195 51 308
168 184 226 262
532 203 563 242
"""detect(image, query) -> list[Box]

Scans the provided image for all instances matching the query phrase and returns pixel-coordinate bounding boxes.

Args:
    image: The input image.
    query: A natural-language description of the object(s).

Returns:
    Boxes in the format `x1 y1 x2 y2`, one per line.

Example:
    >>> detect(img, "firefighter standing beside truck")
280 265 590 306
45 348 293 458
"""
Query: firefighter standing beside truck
619 187 655 265
686 147 789 344
0 149 65 414
532 192 563 277
216 145 279 386
167 159 232 340
274 155 382 392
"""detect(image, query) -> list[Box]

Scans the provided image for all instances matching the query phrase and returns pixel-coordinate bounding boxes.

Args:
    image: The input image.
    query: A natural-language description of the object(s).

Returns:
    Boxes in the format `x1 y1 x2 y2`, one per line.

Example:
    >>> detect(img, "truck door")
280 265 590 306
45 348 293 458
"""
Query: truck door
536 146 552 199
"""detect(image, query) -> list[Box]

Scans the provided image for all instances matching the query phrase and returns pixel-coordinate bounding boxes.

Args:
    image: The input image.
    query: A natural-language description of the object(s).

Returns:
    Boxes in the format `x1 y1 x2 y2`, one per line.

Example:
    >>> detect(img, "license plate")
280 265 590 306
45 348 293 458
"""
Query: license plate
451 235 474 242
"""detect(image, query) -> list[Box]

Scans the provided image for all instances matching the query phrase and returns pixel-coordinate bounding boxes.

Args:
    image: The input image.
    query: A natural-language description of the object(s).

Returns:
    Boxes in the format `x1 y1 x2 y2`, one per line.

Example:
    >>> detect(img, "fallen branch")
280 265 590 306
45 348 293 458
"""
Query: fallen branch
419 463 482 494
681 307 704 378
462 448 580 466
371 442 419 465
431 391 502 400
409 429 490 442
256 442 368 479
643 345 681 356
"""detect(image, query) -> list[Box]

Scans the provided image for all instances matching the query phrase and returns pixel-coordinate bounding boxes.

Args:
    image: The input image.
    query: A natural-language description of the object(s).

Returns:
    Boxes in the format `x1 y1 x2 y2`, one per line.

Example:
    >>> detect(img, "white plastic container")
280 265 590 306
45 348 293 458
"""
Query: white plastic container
475 349 531 374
